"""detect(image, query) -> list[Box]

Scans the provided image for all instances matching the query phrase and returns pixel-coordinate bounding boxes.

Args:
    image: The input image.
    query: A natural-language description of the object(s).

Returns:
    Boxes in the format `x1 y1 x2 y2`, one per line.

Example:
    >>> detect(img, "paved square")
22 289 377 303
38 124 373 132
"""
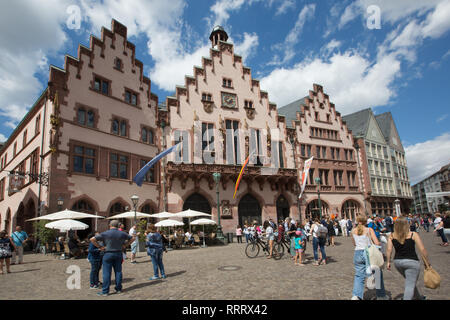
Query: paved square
0 231 448 300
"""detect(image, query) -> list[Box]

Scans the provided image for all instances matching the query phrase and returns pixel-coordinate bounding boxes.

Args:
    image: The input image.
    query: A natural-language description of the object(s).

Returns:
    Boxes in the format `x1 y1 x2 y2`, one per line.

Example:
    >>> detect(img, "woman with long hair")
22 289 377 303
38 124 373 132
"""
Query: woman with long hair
351 215 388 300
0 230 16 274
386 217 428 300
263 220 275 259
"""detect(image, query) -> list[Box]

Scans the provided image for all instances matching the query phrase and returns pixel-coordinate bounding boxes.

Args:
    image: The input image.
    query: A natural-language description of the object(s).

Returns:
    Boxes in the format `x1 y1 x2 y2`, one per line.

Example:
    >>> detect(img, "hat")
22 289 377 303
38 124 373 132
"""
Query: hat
295 230 301 236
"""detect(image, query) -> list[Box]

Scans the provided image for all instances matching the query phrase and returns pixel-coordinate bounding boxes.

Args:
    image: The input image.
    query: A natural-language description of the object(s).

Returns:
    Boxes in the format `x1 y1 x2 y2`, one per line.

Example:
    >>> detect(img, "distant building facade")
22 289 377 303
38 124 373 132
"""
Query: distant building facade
343 109 413 216
412 163 450 215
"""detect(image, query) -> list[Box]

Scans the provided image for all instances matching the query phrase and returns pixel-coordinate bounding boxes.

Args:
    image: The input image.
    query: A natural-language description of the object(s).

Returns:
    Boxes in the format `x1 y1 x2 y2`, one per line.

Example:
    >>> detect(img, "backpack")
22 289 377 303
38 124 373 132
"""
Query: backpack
317 224 328 239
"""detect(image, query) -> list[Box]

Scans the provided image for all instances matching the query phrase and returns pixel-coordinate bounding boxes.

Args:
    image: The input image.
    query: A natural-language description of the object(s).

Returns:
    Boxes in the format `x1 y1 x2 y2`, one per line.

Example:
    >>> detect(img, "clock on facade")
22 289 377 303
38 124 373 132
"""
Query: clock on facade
221 92 237 108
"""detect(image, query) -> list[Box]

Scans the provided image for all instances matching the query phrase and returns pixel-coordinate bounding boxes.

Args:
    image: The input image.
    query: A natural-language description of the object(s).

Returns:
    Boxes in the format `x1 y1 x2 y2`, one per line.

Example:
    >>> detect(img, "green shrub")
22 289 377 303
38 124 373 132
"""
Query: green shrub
33 220 58 245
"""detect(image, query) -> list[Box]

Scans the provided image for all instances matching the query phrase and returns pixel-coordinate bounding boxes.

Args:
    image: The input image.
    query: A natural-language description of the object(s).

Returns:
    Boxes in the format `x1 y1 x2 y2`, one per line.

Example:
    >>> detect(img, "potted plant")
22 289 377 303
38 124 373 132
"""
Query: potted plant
33 220 57 254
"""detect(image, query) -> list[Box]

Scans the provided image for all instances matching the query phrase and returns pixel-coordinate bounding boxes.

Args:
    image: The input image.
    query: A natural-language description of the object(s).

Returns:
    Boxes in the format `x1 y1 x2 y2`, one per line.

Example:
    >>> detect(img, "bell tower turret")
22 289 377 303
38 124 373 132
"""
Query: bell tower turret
209 26 229 49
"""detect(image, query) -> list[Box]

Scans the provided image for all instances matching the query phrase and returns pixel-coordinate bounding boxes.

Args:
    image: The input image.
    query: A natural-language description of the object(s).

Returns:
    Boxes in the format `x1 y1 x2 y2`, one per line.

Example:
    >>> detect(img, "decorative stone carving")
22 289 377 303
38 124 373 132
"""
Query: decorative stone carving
244 106 255 120
202 101 214 113
221 200 233 219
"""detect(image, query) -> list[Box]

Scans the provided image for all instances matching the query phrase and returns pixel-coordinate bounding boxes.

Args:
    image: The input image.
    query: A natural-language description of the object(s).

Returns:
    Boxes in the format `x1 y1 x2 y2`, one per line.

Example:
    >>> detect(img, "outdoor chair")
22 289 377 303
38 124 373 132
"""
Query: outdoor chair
62 242 71 259
174 236 183 249
53 242 61 258
193 234 200 245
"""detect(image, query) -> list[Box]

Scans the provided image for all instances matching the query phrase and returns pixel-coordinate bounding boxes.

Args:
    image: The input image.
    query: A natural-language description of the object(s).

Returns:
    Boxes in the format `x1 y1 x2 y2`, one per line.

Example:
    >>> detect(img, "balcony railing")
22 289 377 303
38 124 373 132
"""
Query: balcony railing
349 186 359 192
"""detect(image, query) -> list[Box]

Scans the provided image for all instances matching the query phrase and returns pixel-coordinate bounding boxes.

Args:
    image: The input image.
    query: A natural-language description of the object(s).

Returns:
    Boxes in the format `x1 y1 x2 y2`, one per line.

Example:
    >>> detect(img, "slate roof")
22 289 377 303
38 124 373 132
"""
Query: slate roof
341 108 372 137
277 97 308 128
374 112 393 141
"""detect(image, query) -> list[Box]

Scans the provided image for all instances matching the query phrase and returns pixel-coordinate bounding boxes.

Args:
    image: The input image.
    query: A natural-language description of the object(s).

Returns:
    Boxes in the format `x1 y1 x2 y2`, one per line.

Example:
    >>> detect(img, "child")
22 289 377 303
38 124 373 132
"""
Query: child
87 232 104 289
294 230 305 266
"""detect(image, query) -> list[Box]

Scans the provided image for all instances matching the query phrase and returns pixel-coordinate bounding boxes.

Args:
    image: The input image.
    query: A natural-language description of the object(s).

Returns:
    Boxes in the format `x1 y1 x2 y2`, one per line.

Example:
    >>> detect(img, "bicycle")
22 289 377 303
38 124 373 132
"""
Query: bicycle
274 234 290 256
245 234 282 260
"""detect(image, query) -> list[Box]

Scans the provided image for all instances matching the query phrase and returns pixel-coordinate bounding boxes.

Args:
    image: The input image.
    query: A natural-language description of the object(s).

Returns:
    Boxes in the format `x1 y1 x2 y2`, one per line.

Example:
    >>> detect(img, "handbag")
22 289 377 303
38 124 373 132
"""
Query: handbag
366 230 384 268
423 256 440 289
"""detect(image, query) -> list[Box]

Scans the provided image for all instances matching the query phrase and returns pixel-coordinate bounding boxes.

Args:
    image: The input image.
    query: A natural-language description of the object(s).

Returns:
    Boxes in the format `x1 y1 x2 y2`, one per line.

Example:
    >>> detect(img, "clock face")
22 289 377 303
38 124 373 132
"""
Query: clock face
221 92 237 108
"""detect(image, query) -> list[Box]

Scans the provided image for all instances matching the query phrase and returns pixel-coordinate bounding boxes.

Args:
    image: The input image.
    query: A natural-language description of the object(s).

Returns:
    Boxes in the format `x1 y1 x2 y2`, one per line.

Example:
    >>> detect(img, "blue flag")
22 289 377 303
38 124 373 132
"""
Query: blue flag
133 143 181 187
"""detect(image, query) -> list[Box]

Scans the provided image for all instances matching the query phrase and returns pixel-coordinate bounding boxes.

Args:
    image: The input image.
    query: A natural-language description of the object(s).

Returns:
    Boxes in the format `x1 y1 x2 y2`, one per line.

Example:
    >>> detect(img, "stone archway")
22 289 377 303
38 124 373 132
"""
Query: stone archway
183 193 212 214
341 200 361 221
72 199 96 240
238 194 262 227
276 195 290 223
305 199 330 221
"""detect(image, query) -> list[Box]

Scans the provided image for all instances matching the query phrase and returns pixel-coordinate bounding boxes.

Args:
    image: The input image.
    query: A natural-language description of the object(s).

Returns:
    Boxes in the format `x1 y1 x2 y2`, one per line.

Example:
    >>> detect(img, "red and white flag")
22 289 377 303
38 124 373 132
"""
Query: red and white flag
299 156 314 199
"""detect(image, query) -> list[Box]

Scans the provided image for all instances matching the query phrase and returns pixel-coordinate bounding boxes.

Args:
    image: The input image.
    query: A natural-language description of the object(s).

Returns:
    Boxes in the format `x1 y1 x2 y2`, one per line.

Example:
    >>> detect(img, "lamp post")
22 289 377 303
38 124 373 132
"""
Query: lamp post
131 195 139 226
315 177 322 221
212 172 226 244
57 196 64 211
289 135 302 224
394 199 401 217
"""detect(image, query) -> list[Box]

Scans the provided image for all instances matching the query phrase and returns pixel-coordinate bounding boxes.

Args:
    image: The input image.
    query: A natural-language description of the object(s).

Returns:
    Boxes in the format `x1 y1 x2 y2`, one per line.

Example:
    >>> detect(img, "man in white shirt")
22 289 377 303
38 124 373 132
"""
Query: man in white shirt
129 225 140 264
339 218 348 237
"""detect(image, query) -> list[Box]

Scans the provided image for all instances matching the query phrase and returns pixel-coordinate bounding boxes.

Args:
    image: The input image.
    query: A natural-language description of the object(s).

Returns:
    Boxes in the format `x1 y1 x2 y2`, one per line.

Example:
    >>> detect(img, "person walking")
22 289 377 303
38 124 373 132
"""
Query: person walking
87 232 104 289
351 215 388 300
340 218 348 237
422 215 430 232
311 219 327 266
384 214 394 234
0 230 16 274
286 218 297 259
327 218 335 246
433 213 448 246
347 219 353 235
129 224 140 264
236 225 243 243
146 224 167 280
243 224 250 243
90 220 135 296
263 220 275 259
443 212 450 239
11 226 28 265
386 217 427 300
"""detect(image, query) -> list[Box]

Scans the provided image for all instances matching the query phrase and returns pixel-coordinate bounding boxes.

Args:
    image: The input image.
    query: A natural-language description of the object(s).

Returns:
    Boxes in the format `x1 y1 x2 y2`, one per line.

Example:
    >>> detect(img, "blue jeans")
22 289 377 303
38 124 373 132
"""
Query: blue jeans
312 237 326 261
102 252 123 294
352 250 386 299
437 228 448 243
89 259 102 286
150 251 165 278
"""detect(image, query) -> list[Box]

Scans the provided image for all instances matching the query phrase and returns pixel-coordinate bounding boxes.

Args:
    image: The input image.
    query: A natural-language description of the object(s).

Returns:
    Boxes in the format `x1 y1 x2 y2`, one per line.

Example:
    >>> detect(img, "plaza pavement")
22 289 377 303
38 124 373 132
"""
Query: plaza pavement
0 229 448 300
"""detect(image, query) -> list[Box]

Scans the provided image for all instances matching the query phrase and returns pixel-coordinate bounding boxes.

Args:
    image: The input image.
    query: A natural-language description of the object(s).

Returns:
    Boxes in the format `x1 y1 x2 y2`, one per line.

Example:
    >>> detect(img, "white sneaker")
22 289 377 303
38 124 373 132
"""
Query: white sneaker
351 296 361 300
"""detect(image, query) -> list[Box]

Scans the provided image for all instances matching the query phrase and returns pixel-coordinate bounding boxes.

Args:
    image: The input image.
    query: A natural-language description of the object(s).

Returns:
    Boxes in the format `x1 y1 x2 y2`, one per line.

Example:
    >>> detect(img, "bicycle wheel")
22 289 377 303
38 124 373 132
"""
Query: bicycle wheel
245 242 260 258
272 246 282 260
275 241 284 256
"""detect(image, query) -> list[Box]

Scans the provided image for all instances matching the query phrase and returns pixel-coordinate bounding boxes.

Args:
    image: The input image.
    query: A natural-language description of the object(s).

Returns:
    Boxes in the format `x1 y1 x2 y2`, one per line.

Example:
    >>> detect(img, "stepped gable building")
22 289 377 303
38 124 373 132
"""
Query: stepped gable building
0 20 372 236
278 86 365 221
343 109 413 216
0 20 161 237
412 163 450 215
162 26 300 230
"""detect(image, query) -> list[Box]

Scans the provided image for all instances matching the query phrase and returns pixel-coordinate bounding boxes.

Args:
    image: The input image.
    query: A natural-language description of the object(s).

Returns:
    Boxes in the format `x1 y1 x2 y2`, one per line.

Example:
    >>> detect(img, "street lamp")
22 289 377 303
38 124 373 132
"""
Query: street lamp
131 194 139 226
289 135 302 223
57 196 64 211
212 172 226 244
394 199 401 217
315 177 322 221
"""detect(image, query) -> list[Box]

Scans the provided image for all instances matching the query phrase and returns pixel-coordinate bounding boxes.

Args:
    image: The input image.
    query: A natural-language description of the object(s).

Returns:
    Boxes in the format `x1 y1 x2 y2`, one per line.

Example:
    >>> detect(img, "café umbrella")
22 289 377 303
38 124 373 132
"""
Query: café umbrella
149 211 176 219
155 219 184 250
173 209 211 233
190 218 216 248
106 211 153 220
27 209 105 221
45 219 89 232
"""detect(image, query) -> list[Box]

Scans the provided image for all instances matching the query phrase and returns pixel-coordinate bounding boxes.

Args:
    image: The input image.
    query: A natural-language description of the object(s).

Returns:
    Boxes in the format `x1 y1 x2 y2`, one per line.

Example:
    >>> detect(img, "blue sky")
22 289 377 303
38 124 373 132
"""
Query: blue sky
0 0 449 184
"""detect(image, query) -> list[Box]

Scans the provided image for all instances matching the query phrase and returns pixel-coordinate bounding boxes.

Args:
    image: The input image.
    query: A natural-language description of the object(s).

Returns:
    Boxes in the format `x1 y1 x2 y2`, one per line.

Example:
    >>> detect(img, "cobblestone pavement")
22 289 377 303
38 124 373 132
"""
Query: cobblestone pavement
0 230 448 300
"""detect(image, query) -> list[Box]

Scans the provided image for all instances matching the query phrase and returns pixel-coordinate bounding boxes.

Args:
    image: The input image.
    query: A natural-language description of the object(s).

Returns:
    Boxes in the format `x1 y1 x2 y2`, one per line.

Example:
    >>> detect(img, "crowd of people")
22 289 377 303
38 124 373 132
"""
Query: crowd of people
236 210 449 300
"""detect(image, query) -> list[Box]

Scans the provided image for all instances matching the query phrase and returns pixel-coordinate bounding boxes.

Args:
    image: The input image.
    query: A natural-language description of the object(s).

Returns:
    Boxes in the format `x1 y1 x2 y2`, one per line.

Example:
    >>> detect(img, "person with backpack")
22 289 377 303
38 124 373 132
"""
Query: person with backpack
422 215 430 232
311 218 327 266
384 214 394 234
351 215 388 300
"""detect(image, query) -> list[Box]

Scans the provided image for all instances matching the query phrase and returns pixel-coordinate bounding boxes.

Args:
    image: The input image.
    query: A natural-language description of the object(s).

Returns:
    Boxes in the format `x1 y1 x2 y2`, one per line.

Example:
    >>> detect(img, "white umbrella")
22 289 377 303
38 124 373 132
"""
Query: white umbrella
45 219 89 232
149 211 176 219
106 211 153 220
155 219 184 227
190 218 217 248
27 209 105 221
174 209 211 233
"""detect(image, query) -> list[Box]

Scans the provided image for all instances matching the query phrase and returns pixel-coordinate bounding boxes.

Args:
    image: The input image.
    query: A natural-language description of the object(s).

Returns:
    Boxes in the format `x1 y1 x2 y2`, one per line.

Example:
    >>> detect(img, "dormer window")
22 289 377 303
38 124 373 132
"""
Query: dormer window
222 78 232 88
202 93 212 101
115 58 122 70
125 90 138 106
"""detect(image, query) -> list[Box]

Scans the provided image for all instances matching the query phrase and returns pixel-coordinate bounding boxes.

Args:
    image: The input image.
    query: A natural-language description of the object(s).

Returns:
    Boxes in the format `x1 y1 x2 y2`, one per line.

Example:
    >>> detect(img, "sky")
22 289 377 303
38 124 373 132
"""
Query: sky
0 0 449 185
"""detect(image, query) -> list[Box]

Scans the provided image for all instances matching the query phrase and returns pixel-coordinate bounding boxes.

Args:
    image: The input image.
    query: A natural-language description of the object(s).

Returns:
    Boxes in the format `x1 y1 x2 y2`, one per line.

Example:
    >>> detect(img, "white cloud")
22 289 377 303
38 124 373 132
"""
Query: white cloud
338 2 360 30
0 0 70 130
437 114 448 123
270 4 316 65
0 133 7 142
233 32 259 62
421 0 450 39
405 132 450 184
274 0 295 16
261 50 401 114
444 50 450 59
210 0 247 26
